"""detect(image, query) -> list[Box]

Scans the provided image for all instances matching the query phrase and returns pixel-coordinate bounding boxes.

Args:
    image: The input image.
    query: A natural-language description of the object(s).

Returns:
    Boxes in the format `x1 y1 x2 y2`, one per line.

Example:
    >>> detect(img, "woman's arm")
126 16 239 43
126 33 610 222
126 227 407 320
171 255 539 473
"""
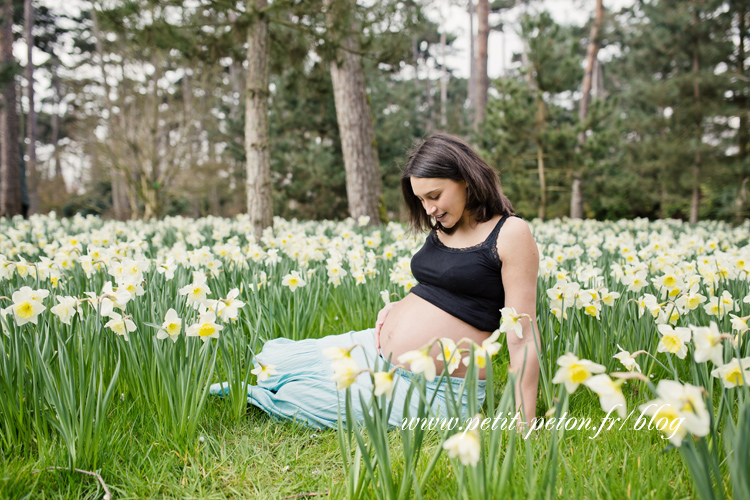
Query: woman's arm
497 217 541 427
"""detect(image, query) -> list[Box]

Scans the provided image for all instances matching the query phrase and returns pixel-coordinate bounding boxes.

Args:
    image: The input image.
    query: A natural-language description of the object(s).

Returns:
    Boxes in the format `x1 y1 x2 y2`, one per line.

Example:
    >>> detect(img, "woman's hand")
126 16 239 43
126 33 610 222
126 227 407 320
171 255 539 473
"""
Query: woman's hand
374 301 397 349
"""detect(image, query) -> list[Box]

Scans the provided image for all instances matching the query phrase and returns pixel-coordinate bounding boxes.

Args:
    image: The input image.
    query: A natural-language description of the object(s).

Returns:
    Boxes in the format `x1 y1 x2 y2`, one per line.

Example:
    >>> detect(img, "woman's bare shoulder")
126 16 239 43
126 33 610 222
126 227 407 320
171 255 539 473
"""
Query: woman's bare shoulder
496 216 538 264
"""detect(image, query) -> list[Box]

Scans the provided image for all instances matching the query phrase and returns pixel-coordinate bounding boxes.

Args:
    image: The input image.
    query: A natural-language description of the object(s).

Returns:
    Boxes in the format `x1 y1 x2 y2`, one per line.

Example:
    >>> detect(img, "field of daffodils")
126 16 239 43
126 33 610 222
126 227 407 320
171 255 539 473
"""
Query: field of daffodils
0 213 747 499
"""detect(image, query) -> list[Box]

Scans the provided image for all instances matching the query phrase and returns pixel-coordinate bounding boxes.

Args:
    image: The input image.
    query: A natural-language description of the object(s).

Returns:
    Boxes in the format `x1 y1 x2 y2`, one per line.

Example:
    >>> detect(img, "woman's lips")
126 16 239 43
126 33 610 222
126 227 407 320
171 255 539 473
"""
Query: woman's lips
436 212 447 221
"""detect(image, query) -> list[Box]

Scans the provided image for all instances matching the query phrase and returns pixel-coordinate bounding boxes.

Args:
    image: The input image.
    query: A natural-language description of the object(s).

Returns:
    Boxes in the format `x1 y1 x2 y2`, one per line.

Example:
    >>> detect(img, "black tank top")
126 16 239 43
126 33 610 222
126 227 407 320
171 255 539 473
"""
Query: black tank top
409 214 520 332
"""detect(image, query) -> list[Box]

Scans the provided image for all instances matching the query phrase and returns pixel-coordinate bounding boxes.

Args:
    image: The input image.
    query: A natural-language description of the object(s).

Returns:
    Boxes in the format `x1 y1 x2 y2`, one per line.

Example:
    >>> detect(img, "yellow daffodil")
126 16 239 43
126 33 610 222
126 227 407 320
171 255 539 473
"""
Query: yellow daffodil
398 345 437 382
156 308 182 342
442 418 481 467
551 353 605 394
435 338 461 375
186 311 222 342
281 270 306 292
583 374 627 419
4 287 46 326
656 324 691 359
373 369 396 399
179 271 211 308
104 312 137 341
50 295 81 325
499 306 528 339
639 380 709 447
330 357 361 390
251 362 278 382
462 329 503 370
710 357 750 388
690 322 724 366
613 344 644 373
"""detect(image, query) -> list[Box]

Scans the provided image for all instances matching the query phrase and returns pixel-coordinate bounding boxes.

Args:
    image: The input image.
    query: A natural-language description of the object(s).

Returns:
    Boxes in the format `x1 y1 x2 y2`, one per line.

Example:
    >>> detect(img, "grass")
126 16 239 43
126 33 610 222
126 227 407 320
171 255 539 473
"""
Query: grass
4 215 744 499
1 355 694 500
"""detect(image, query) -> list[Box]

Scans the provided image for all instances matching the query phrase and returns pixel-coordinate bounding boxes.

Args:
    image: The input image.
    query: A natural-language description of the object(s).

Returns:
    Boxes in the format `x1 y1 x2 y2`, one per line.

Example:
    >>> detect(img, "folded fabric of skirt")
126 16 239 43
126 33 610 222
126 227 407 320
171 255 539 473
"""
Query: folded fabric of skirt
209 328 487 430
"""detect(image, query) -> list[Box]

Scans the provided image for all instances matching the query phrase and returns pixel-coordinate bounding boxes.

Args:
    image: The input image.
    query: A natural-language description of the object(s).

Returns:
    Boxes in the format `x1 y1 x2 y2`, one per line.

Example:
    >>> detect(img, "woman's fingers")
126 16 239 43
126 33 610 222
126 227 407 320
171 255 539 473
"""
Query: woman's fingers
374 303 395 348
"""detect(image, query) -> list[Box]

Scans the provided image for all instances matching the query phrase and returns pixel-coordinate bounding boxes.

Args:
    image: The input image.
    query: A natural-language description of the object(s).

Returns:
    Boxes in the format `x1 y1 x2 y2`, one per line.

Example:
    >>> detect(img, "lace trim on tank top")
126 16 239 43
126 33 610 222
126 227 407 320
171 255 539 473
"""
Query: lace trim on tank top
430 231 485 252
429 214 518 266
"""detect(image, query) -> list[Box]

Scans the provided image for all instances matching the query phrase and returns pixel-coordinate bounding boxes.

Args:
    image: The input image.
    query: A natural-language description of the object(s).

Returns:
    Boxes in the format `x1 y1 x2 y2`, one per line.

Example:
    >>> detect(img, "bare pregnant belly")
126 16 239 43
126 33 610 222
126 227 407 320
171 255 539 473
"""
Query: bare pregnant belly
379 293 492 379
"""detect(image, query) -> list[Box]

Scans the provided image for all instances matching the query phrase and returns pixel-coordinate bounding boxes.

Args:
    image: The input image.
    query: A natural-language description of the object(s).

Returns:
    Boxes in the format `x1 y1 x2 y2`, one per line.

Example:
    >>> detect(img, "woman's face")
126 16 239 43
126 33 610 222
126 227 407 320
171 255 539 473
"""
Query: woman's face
410 177 468 230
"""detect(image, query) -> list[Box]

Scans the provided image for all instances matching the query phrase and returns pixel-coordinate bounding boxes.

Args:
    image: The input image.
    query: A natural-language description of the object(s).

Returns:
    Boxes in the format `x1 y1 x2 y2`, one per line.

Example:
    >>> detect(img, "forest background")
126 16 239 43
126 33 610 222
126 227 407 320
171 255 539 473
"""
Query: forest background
0 0 748 229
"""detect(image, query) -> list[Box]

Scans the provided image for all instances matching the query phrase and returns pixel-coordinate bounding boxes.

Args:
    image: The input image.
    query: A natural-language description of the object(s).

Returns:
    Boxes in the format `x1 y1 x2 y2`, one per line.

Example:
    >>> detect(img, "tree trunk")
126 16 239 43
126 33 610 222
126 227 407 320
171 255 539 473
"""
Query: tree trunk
412 34 419 89
440 30 448 130
50 59 62 186
24 0 38 215
536 139 546 221
91 9 127 219
0 0 20 218
518 0 531 85
571 0 604 220
245 0 273 238
736 6 748 223
535 97 546 221
689 10 701 225
468 0 476 112
327 0 383 223
425 63 433 134
474 0 489 129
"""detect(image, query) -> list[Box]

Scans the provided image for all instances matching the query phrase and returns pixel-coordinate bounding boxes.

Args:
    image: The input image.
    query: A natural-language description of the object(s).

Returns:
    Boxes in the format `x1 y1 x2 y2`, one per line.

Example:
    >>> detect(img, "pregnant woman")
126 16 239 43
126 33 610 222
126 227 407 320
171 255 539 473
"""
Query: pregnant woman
213 133 541 430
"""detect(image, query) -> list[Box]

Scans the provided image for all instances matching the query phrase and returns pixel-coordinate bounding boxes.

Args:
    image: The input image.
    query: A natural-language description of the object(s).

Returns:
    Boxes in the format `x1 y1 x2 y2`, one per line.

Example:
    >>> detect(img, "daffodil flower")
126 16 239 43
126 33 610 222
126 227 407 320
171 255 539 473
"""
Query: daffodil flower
186 311 223 342
398 345 437 382
323 345 359 361
156 308 182 342
435 338 461 374
461 330 503 370
104 312 137 341
639 380 710 447
499 306 528 339
690 322 724 366
551 307 568 321
710 357 750 388
675 284 706 311
636 293 660 319
551 353 605 394
656 324 691 359
157 256 176 280
354 215 369 227
218 288 245 321
179 271 211 309
599 287 621 306
584 374 627 418
50 296 82 325
118 277 146 298
373 369 396 398
613 344 645 373
330 357 361 390
101 281 132 310
729 313 750 334
251 362 278 382
442 417 481 467
281 270 306 292
623 270 648 292
4 286 46 326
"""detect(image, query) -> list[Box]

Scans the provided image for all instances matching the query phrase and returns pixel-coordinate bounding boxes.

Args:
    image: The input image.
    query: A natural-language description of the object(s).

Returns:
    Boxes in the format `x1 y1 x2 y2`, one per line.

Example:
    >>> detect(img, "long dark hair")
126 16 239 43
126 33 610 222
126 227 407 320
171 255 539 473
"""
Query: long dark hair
401 133 514 234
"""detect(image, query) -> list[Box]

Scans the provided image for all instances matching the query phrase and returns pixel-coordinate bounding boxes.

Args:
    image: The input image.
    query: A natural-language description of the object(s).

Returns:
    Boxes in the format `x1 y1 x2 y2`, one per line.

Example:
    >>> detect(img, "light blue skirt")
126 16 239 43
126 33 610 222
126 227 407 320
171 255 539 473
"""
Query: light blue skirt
210 328 486 430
